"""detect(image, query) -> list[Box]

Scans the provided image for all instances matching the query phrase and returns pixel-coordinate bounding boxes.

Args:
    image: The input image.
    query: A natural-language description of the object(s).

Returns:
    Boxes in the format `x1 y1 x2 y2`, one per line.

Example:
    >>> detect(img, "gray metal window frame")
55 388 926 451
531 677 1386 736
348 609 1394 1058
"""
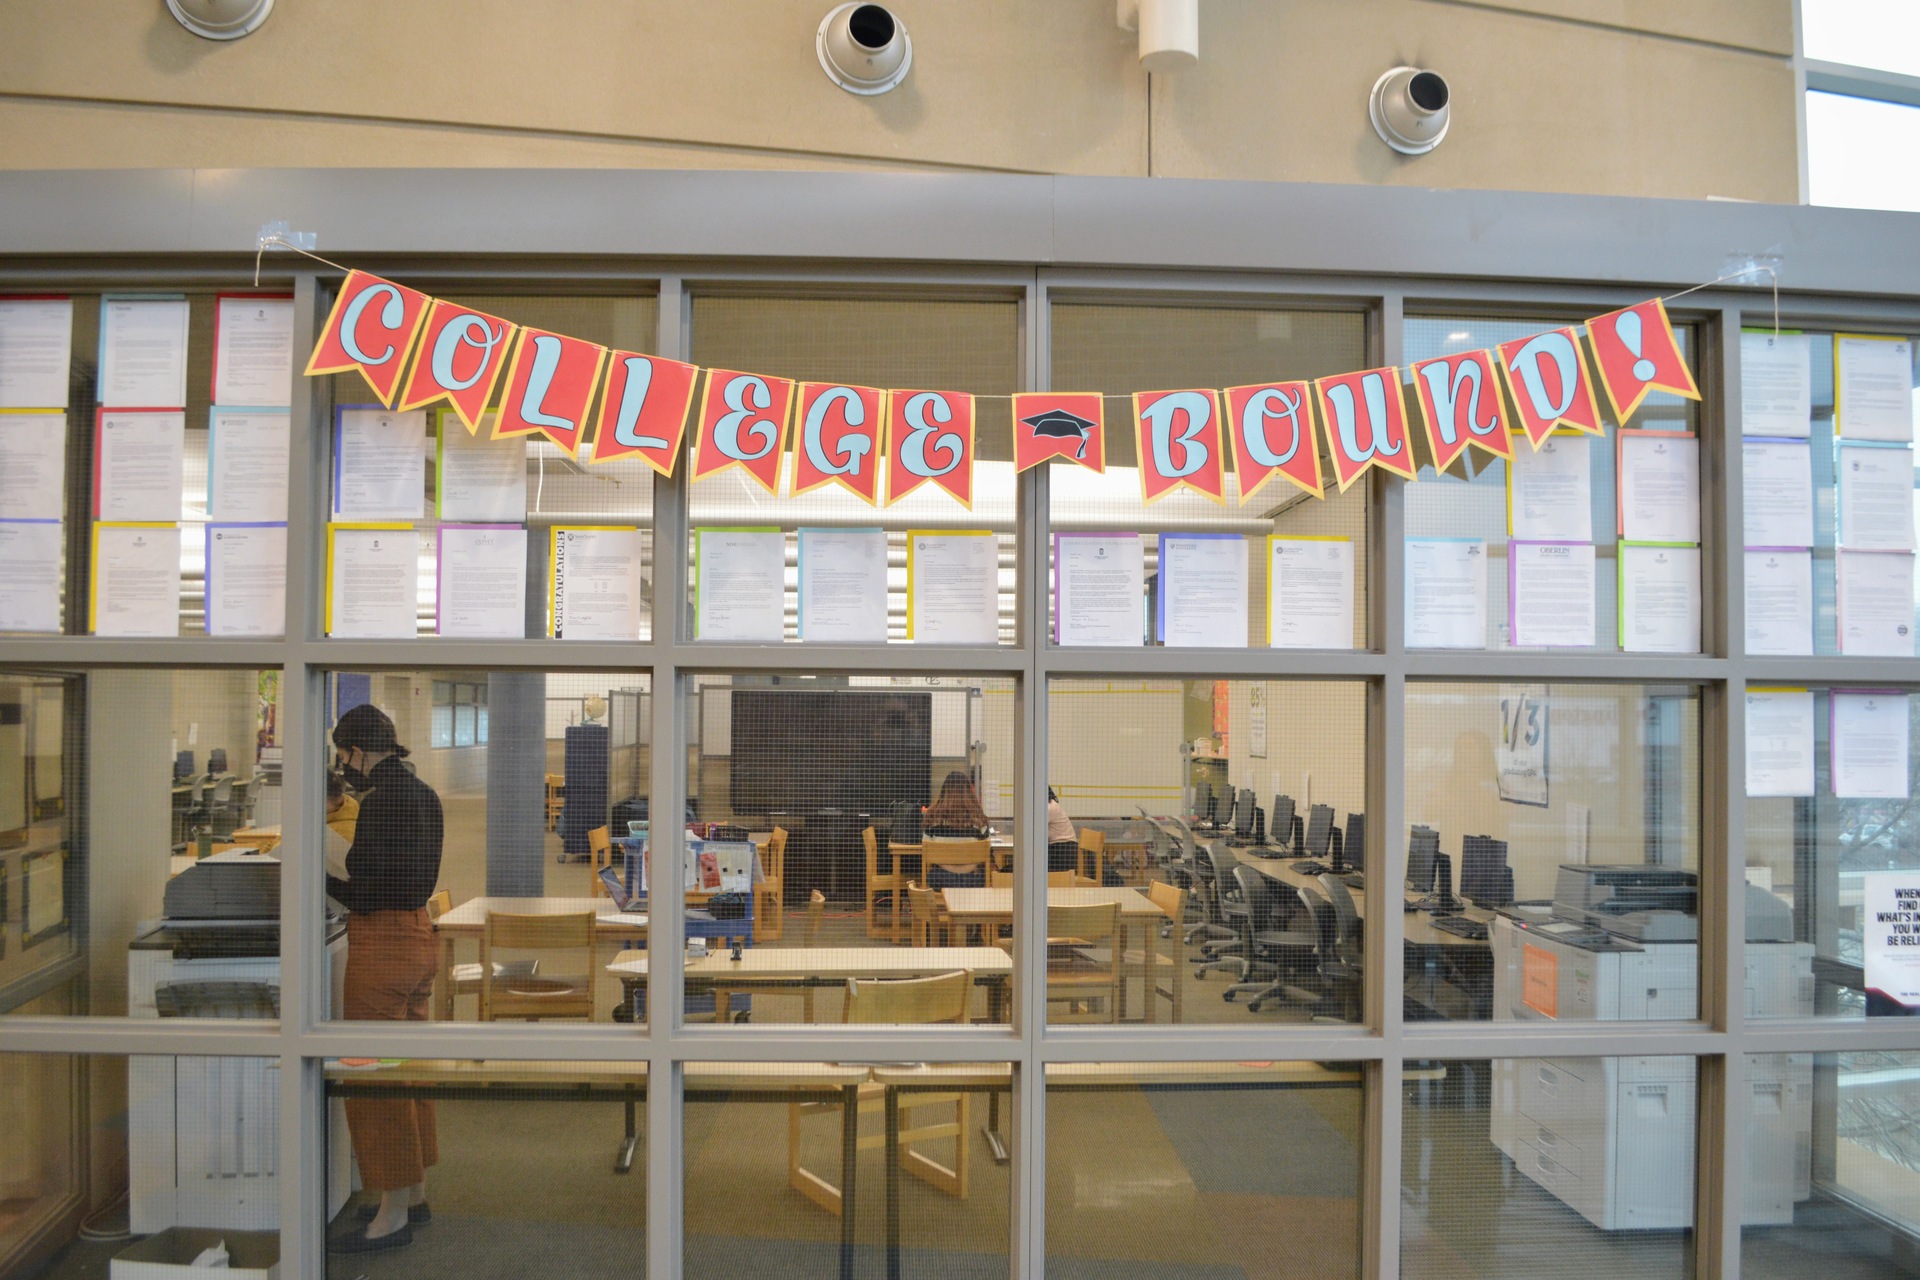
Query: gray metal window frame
4 169 1920 1280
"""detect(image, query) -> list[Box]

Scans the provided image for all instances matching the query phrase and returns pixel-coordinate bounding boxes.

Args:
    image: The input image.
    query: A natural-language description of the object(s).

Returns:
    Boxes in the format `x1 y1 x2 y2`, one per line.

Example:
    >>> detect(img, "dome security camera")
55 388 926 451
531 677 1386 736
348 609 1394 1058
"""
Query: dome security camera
166 0 273 40
817 3 912 95
1370 66 1450 155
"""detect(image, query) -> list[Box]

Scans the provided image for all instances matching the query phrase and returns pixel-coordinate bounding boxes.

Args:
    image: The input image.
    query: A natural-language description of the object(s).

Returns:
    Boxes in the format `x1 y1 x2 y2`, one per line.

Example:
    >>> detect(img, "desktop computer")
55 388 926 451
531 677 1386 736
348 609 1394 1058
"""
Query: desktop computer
1270 795 1297 853
206 748 229 774
173 750 195 782
1460 835 1514 908
1407 826 1439 896
1291 804 1336 874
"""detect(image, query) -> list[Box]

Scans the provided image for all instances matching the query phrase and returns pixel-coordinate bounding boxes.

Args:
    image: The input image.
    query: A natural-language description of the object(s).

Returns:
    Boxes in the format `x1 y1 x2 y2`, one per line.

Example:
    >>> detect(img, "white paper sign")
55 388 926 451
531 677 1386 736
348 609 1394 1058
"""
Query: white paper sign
1268 537 1353 649
551 526 643 641
1619 432 1701 543
1742 440 1814 548
327 525 417 639
92 523 180 637
205 523 286 638
213 296 295 407
1740 332 1812 438
0 520 62 632
99 297 189 408
437 524 527 639
438 412 527 523
208 409 290 522
1833 691 1911 799
1744 549 1814 657
96 409 184 522
1054 533 1143 646
910 531 999 644
1862 871 1920 1012
696 528 786 642
0 413 66 520
0 299 73 408
1158 534 1247 647
1508 435 1593 542
1509 542 1596 648
1496 683 1549 807
1838 550 1916 656
1838 444 1916 551
334 408 426 520
798 527 888 643
1406 539 1487 649
1836 336 1915 442
1620 543 1701 654
1745 689 1815 798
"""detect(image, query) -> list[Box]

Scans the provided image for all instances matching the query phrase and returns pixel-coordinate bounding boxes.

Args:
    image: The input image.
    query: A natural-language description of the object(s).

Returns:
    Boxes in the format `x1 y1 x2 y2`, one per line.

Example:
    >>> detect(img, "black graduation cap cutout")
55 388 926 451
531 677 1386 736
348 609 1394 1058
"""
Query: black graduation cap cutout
1020 408 1096 459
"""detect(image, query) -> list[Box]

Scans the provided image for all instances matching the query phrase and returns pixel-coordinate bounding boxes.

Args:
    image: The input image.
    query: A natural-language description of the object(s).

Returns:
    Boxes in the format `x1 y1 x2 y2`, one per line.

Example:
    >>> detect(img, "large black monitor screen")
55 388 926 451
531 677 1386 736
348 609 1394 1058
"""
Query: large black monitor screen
729 690 933 815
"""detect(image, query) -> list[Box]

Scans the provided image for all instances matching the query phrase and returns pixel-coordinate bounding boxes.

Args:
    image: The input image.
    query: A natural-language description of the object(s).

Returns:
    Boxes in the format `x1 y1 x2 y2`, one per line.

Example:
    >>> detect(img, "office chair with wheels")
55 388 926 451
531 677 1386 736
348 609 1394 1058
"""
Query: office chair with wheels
1239 885 1339 1017
1223 865 1315 1002
1315 873 1365 1021
207 776 237 838
1193 844 1252 981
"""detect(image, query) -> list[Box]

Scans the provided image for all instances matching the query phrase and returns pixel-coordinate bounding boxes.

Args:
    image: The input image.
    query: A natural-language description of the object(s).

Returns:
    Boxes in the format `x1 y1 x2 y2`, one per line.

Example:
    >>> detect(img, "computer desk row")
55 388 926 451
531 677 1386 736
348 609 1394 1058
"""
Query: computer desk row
1238 854 1499 948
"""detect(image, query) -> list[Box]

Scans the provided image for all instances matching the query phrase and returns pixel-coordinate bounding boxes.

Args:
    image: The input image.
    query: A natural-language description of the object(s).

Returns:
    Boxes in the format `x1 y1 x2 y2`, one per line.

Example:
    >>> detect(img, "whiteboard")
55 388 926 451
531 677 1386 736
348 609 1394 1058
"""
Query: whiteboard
931 691 970 758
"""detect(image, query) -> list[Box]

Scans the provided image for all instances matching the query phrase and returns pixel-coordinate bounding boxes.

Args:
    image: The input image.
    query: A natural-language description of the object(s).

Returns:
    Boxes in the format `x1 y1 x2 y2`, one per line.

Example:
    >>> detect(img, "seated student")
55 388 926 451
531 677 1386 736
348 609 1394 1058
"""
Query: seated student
326 771 360 844
923 769 991 890
1046 788 1080 873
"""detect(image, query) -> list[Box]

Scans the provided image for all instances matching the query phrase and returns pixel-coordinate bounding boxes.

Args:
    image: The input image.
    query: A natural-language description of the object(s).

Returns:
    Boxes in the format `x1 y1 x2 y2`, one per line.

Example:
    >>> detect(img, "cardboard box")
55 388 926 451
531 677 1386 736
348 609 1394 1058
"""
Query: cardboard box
113 1228 280 1279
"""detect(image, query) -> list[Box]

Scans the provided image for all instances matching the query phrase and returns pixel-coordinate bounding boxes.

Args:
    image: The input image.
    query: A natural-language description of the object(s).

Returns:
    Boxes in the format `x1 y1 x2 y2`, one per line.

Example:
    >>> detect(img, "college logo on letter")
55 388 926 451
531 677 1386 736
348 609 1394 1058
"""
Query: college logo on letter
1132 389 1226 504
1224 382 1321 504
1314 367 1417 492
590 351 699 475
1012 392 1105 473
397 299 520 432
1497 326 1603 449
691 368 794 494
887 390 975 508
492 328 608 452
792 383 886 504
1411 350 1512 473
1585 299 1700 421
305 271 430 407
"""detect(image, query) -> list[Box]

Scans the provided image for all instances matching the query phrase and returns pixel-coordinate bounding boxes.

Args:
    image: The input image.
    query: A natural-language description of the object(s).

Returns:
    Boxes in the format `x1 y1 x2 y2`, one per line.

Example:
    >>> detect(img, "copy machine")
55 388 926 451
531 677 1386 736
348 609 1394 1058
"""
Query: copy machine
128 852 352 1232
1488 865 1813 1231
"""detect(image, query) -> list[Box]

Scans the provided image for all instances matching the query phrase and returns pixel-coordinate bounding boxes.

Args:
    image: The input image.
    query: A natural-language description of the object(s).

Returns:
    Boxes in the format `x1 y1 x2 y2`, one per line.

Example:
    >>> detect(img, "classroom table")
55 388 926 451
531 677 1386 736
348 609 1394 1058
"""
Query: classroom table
430 895 651 1021
939 886 1176 1024
607 945 1015 1023
228 823 280 850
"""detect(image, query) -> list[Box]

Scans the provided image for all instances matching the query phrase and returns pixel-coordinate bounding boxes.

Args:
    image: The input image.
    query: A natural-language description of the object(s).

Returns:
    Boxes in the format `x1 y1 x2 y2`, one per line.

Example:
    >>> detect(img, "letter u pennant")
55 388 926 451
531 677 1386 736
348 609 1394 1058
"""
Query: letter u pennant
397 299 520 433
493 328 607 452
305 270 430 408
691 369 794 494
1315 368 1416 491
887 390 974 507
793 383 885 504
1585 299 1700 420
1133 389 1226 503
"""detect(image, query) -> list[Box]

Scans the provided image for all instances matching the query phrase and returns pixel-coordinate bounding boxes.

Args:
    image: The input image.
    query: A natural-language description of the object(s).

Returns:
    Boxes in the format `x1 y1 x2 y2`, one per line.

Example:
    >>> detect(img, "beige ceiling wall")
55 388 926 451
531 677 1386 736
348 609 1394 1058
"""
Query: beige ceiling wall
0 0 1797 201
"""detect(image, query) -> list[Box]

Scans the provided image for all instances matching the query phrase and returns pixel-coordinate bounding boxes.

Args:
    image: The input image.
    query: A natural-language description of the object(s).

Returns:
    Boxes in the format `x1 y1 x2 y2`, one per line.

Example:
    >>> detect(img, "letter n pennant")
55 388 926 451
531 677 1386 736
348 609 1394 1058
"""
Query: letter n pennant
591 352 699 476
691 368 794 494
1585 299 1701 421
1314 367 1416 492
1013 392 1105 473
305 270 430 408
1497 326 1604 449
1224 382 1321 504
492 328 608 452
1411 350 1512 473
887 390 974 508
397 299 520 433
1132 389 1226 504
793 383 886 504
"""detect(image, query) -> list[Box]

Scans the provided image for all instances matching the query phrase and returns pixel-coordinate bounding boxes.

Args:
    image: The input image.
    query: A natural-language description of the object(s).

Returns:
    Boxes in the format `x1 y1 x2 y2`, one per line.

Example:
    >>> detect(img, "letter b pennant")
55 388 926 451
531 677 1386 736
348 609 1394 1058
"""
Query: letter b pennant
1132 389 1226 504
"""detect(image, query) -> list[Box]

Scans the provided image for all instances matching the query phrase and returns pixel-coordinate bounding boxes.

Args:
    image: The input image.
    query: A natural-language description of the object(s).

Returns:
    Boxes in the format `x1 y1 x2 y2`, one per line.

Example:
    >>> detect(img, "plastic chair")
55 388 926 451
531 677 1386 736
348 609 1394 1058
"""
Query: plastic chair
1226 865 1317 1006
480 911 596 1021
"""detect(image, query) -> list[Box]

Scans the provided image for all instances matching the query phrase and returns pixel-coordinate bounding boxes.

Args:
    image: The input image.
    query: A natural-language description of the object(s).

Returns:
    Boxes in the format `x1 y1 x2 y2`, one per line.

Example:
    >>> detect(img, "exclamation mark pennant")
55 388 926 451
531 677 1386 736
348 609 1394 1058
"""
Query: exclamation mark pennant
1586 298 1700 421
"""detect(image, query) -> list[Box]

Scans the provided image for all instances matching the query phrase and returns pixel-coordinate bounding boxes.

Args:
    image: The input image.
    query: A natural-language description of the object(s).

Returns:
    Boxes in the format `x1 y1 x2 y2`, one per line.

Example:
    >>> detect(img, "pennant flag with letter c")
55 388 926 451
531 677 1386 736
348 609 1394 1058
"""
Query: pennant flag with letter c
1411 350 1513 473
590 351 699 475
397 299 520 433
1497 326 1604 449
1585 298 1700 421
691 368 794 494
492 328 608 453
305 270 430 408
1132 388 1226 504
1013 392 1105 473
887 389 975 508
1314 367 1417 492
793 383 886 504
1224 381 1321 504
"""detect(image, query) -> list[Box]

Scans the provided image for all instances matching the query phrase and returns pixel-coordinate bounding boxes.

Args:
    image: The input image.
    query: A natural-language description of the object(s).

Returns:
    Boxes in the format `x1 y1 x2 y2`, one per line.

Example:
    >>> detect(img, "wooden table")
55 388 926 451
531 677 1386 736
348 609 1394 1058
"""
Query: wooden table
431 895 650 1020
228 824 281 851
940 886 1176 1023
608 945 1014 1023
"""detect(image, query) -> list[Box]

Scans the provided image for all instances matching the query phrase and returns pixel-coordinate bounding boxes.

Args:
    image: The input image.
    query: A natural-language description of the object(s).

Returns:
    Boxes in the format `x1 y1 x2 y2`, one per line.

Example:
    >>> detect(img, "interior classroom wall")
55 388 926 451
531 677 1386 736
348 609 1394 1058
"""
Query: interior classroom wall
1047 680 1185 819
168 670 254 780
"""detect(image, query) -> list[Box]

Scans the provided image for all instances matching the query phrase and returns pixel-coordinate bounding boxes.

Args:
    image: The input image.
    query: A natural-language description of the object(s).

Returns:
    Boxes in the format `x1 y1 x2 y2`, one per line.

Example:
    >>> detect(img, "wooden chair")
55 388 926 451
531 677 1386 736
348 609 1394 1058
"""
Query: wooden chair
864 826 905 942
544 773 565 831
588 825 614 897
480 911 597 1022
1071 880 1187 1023
906 881 952 948
1077 828 1108 885
788 970 974 1216
801 889 828 1023
756 827 789 942
1048 870 1096 888
1038 901 1124 1023
428 891 540 1016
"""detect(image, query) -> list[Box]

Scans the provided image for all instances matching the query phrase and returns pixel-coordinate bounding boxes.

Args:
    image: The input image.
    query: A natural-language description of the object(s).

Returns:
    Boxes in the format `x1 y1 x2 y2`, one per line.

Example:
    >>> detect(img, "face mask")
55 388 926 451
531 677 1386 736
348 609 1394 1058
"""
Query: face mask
337 754 373 790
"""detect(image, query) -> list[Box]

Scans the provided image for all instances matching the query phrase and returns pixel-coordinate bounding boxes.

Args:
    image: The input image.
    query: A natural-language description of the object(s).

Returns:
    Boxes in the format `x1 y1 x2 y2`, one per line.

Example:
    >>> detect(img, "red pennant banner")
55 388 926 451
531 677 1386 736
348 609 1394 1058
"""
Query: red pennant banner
397 299 519 432
1314 367 1416 492
886 389 974 508
1585 298 1700 421
1411 350 1513 472
492 328 608 452
1497 326 1603 449
1224 381 1321 504
793 383 886 504
304 270 430 408
591 351 699 475
1132 389 1226 504
691 368 794 494
1013 392 1105 473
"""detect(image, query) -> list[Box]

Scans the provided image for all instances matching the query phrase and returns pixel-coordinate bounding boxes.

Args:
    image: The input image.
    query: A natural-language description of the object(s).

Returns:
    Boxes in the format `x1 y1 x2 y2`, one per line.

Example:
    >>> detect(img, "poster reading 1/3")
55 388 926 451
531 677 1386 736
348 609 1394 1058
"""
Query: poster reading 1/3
1497 683 1549 807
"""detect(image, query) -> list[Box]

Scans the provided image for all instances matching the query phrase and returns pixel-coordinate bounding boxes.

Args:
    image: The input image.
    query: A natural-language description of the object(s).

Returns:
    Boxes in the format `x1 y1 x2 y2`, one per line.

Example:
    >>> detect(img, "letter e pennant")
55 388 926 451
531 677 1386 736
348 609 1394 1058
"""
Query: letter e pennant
887 390 974 508
691 369 794 495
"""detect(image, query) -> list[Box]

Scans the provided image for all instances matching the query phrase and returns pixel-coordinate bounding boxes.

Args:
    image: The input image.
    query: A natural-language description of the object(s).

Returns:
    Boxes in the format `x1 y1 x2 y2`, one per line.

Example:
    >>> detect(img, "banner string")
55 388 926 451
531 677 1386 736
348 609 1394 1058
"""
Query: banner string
1664 264 1781 336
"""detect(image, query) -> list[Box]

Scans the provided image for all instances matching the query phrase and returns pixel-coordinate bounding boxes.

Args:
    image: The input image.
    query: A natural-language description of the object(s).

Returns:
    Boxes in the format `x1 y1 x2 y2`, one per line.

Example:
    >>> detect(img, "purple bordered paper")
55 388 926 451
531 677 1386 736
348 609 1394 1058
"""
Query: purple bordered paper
1155 531 1241 645
1507 539 1594 648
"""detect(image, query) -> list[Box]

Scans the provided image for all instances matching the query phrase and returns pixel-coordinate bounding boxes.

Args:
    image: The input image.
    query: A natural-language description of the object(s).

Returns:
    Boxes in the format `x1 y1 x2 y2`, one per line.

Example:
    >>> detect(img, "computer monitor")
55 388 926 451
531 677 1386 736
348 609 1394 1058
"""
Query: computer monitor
1344 813 1365 873
1407 826 1439 894
1271 795 1296 850
1460 836 1513 907
207 748 229 774
1233 789 1256 839
1249 804 1265 846
1302 804 1334 859
173 750 195 781
1203 788 1218 827
1429 851 1460 914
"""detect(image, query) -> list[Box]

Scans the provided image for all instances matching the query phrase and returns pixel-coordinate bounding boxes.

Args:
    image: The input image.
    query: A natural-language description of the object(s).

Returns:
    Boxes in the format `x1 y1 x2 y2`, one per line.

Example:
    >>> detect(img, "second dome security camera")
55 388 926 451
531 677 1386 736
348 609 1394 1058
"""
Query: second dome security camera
1370 66 1451 155
818 4 912 95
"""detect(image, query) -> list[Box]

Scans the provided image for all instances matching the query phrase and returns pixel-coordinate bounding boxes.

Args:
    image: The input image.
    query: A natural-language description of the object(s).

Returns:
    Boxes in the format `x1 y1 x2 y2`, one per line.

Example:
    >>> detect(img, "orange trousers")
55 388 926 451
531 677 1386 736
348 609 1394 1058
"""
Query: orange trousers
343 908 439 1191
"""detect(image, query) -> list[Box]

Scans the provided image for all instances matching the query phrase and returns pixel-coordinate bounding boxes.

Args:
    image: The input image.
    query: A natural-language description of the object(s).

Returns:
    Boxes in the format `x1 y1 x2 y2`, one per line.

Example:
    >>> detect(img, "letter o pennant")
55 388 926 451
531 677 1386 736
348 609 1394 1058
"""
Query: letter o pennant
793 383 885 504
591 351 699 476
305 270 430 408
692 368 794 495
1224 381 1321 504
887 390 974 508
397 299 520 433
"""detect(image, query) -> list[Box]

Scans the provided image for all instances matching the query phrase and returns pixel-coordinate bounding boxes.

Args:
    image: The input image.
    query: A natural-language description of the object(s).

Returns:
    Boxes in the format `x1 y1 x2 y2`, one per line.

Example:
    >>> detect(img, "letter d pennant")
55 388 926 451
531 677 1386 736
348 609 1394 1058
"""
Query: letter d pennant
1585 299 1700 421
493 328 607 452
1497 326 1604 449
1132 389 1226 504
